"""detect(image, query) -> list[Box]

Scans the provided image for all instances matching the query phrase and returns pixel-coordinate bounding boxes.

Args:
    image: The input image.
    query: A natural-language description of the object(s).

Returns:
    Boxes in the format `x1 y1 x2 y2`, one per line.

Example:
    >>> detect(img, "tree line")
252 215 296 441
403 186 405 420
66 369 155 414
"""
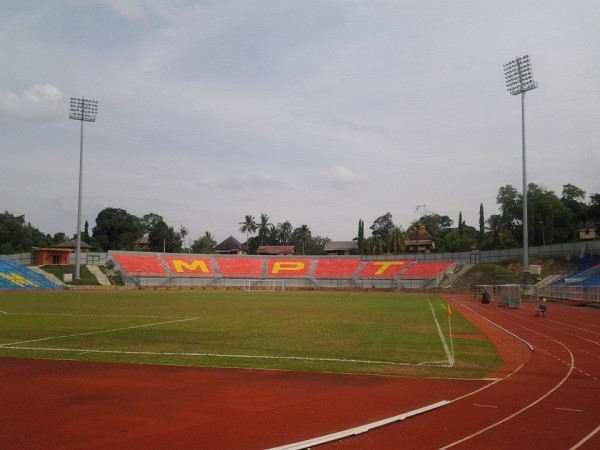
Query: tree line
1 182 598 256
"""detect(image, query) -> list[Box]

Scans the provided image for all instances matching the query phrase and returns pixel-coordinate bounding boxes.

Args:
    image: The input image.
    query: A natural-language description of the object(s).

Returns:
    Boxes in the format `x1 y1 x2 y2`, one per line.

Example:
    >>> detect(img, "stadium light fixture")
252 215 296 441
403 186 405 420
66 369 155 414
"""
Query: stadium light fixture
69 97 98 280
503 55 537 274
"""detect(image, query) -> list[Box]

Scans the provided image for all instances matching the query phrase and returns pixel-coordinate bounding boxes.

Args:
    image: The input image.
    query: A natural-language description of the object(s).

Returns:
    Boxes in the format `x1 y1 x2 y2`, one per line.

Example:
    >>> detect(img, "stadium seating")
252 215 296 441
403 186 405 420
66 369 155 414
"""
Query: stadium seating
357 260 411 279
216 257 263 278
163 256 215 277
553 264 600 287
111 254 167 276
400 262 454 279
107 252 457 288
0 259 60 290
266 259 313 278
313 259 362 278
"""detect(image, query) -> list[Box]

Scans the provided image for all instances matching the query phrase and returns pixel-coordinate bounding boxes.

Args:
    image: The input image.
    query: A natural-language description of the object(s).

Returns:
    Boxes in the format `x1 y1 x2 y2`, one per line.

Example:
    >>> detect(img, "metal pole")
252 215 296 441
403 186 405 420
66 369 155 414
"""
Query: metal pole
521 92 529 273
75 118 84 280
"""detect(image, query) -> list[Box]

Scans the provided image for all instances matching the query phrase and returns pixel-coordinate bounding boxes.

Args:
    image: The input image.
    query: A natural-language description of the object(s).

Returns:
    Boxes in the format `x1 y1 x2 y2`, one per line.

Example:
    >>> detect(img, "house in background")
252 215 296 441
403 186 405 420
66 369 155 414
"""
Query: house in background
324 241 358 255
215 236 245 254
405 230 435 253
33 238 93 265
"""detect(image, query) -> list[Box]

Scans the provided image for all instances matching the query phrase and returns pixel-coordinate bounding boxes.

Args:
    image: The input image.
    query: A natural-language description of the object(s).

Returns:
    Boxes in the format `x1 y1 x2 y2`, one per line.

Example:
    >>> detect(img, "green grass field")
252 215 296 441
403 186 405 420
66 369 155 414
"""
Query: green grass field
0 290 501 378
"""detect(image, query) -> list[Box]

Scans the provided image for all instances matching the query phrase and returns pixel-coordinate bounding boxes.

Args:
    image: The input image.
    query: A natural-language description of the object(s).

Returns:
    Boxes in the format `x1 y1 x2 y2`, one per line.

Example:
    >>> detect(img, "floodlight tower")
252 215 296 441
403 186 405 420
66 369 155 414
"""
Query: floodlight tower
503 55 537 274
69 97 98 280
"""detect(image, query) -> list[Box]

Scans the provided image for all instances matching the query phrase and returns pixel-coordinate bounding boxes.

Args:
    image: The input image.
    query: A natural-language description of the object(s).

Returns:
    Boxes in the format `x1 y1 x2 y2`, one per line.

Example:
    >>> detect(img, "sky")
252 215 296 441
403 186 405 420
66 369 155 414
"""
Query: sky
1 0 599 246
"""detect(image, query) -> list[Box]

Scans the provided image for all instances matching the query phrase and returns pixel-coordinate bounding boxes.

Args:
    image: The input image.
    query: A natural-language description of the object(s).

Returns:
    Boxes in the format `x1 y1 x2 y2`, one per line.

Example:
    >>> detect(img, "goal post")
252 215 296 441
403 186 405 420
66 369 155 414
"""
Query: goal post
243 279 285 292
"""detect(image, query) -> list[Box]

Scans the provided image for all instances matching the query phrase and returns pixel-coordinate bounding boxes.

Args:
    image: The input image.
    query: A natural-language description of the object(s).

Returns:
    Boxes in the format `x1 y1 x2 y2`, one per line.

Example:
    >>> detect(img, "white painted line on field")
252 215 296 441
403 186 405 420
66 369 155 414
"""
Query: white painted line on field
0 345 453 368
473 404 498 409
0 316 200 347
428 297 454 367
266 400 450 450
555 407 583 412
0 311 192 319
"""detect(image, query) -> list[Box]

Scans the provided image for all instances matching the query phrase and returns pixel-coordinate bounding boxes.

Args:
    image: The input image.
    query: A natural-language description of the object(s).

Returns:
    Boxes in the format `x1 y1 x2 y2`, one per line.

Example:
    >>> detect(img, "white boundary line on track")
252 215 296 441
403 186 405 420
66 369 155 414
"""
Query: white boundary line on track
569 423 600 450
0 316 201 347
428 296 454 367
438 298 576 449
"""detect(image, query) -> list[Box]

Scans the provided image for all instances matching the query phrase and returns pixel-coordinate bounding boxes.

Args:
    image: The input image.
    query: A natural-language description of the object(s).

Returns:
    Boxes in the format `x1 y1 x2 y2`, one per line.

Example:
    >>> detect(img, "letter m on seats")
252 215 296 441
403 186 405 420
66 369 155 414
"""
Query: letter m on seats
172 259 210 274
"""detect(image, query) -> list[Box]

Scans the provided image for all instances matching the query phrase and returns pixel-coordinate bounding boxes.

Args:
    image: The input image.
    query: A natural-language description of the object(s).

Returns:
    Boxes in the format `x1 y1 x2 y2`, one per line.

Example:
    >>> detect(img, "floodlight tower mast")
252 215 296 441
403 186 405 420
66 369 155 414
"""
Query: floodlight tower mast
503 55 537 274
69 97 98 280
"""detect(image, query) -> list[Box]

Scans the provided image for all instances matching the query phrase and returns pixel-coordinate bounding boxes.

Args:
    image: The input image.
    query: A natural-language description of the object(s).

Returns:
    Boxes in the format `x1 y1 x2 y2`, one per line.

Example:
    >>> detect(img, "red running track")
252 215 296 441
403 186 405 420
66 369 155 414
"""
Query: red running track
0 295 598 449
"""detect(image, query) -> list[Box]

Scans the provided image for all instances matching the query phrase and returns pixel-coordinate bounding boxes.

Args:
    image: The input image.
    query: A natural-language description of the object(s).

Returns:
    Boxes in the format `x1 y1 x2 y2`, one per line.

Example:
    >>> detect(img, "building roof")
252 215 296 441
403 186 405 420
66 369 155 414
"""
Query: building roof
323 241 358 252
53 238 93 250
257 245 295 255
215 235 244 252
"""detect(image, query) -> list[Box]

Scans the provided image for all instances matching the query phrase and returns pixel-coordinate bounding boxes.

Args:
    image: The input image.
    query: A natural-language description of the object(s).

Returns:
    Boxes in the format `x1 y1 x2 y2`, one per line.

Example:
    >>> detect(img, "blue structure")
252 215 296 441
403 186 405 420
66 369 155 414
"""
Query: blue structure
0 259 60 290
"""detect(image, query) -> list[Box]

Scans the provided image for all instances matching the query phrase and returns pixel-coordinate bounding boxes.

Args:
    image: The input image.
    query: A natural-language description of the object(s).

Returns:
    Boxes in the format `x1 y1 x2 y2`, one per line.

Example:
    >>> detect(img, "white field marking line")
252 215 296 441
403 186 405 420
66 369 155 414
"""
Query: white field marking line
427 296 454 367
473 404 498 409
555 407 583 412
0 345 453 367
0 312 191 319
438 323 575 449
266 400 450 450
0 317 200 347
569 423 600 450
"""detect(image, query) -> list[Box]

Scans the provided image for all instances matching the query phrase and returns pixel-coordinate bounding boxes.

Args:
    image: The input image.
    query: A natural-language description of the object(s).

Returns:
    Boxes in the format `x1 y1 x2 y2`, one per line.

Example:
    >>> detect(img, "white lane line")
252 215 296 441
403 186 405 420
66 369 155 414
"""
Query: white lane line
569 423 600 450
0 317 201 347
473 404 498 409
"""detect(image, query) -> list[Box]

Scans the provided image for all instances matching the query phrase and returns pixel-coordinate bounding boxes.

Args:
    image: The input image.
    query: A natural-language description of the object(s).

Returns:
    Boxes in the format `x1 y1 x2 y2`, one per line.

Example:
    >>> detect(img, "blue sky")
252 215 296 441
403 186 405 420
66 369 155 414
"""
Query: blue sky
1 0 599 245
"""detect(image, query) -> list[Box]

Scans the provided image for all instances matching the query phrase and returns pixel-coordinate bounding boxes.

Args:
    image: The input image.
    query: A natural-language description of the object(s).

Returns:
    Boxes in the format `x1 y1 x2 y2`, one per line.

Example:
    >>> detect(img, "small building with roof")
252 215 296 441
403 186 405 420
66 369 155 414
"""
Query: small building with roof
215 236 245 254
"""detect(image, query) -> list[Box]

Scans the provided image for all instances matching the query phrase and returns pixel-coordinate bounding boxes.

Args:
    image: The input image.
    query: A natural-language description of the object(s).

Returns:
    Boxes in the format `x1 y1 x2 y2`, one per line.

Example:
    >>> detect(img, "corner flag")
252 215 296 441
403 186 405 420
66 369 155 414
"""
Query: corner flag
447 304 452 317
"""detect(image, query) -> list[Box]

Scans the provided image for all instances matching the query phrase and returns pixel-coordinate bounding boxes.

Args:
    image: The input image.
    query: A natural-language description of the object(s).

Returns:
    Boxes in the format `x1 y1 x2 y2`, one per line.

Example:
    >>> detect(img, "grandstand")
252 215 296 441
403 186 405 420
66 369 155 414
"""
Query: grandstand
0 259 61 290
535 264 600 303
107 252 456 290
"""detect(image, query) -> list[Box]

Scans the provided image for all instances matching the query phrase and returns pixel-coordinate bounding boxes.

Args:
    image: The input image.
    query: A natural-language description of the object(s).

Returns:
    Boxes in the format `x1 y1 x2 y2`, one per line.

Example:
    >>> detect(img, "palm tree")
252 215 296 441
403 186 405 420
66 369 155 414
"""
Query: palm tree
268 224 279 244
294 224 311 255
239 215 257 254
371 235 386 255
277 221 293 244
258 213 272 245
388 226 406 254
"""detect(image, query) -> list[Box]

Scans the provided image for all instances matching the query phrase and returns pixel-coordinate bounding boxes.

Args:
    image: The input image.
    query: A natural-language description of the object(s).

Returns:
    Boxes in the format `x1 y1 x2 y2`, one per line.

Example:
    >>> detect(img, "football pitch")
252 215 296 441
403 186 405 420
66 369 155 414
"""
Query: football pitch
0 290 501 378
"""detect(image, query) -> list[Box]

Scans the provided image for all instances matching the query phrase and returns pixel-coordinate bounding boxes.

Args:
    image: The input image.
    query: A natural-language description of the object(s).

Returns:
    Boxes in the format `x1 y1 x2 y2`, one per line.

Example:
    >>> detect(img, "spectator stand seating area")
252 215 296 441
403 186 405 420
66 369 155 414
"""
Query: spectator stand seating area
107 251 456 290
535 264 600 304
0 259 61 290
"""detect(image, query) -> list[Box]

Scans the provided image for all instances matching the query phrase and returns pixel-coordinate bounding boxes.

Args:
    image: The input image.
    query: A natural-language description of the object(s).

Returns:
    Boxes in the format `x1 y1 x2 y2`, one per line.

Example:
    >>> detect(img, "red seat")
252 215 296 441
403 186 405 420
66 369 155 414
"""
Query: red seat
113 254 166 276
313 259 361 278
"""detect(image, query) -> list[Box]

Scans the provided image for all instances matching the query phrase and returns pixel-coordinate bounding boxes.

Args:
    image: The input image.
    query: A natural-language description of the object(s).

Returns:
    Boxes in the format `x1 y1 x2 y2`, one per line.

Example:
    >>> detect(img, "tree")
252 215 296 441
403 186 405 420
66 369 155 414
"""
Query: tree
92 208 143 251
191 232 216 254
370 212 395 241
258 213 272 246
458 212 464 238
148 220 182 252
239 215 258 253
277 221 293 244
292 225 311 255
0 211 51 254
141 213 164 235
478 204 485 249
357 219 365 255
83 221 92 244
388 226 406 254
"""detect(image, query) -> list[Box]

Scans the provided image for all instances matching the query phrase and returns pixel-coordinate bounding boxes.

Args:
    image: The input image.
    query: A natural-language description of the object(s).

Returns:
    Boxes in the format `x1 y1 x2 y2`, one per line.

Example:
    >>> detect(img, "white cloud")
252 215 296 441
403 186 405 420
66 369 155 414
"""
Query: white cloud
331 166 364 184
0 84 65 120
